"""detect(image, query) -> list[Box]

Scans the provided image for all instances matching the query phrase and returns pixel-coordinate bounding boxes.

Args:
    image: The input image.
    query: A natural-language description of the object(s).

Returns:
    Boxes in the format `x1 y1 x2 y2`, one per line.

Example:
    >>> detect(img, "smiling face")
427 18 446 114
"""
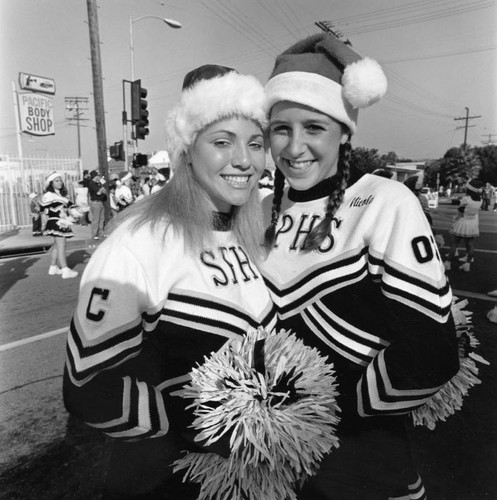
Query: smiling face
188 116 266 212
269 101 349 191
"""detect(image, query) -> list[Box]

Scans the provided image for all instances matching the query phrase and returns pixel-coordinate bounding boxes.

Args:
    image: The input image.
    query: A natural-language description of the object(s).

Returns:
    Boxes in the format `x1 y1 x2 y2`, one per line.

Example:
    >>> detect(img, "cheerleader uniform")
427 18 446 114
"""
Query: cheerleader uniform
450 196 482 238
260 174 460 500
41 190 74 238
63 215 277 498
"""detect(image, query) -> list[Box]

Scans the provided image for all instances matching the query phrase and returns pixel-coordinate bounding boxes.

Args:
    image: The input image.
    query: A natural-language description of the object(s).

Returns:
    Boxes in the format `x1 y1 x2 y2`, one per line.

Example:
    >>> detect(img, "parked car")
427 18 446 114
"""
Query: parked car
420 187 439 208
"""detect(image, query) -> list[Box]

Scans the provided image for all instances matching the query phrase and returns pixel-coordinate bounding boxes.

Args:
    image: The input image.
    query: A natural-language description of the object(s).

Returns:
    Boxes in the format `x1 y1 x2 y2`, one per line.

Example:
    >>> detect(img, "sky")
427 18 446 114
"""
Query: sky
1 0 496 170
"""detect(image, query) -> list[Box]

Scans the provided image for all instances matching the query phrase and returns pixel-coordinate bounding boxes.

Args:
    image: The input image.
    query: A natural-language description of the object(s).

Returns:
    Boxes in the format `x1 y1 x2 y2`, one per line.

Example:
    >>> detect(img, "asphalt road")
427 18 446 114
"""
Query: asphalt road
0 201 496 499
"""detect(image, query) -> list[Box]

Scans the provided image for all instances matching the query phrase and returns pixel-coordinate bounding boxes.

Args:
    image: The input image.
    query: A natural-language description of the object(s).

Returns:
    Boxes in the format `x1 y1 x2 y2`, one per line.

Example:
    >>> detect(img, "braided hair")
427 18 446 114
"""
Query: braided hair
264 139 352 252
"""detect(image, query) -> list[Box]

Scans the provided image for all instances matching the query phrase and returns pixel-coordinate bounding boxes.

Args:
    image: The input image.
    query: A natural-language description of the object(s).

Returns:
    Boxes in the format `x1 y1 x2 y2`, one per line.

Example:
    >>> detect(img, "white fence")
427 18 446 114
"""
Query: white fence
0 155 82 231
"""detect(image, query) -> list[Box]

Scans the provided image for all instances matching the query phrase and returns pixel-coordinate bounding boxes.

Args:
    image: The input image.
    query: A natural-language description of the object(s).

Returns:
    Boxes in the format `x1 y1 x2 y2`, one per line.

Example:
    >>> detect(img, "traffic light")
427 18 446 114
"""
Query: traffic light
131 79 149 140
109 141 124 161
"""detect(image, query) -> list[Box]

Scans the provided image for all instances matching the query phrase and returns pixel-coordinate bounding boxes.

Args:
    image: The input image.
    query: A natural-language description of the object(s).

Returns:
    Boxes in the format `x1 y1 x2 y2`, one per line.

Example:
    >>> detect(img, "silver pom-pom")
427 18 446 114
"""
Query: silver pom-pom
172 327 340 500
411 298 489 430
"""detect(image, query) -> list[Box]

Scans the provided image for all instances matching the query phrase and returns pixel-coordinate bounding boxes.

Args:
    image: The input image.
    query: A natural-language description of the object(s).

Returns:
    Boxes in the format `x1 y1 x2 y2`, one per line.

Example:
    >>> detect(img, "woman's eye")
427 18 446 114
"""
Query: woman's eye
249 141 263 150
270 125 289 134
213 139 231 147
306 124 325 133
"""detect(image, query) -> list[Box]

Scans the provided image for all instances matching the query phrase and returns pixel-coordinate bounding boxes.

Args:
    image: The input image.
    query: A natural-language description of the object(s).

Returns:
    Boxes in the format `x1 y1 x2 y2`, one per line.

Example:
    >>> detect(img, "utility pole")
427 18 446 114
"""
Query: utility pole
65 97 89 160
86 0 109 181
454 107 481 149
481 134 497 146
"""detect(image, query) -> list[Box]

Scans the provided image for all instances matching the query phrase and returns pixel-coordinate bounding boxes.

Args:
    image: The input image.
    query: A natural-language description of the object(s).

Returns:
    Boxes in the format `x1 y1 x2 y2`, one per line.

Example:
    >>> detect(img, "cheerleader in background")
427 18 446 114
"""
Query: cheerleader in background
41 171 78 279
444 179 483 272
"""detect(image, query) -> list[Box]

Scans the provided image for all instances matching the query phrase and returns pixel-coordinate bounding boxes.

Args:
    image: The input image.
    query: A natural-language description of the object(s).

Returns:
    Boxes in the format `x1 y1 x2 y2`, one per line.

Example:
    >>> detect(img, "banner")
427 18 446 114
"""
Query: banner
18 92 55 136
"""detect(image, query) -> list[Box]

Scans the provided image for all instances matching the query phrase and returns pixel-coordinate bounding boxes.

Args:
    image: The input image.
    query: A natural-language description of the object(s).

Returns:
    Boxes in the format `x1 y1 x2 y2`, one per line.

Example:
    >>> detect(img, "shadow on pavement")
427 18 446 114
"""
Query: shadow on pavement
0 416 110 500
0 256 39 301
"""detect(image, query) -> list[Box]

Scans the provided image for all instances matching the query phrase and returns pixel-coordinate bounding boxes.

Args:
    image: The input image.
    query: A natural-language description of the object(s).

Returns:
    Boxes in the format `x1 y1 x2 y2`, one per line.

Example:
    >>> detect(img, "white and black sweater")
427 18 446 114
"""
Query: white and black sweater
63 218 276 440
261 174 459 424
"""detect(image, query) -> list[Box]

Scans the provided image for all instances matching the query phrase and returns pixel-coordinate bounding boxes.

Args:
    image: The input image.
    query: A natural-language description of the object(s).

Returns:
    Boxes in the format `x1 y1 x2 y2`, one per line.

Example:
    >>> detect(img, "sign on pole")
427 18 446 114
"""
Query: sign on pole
19 72 56 95
18 92 55 136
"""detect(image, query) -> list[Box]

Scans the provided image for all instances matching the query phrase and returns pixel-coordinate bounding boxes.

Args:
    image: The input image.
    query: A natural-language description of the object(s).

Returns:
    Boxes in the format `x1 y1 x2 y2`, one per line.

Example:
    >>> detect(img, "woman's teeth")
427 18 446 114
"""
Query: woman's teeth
222 175 250 186
288 160 313 169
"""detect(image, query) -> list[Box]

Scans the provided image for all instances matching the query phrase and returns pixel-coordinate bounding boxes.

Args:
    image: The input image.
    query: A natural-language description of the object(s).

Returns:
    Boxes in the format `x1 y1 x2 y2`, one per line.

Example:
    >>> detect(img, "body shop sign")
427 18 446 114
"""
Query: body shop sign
18 92 55 136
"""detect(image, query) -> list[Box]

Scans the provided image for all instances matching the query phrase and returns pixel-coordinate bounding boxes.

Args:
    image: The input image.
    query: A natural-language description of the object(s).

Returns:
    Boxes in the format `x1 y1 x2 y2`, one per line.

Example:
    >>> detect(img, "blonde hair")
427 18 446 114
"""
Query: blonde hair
108 152 265 263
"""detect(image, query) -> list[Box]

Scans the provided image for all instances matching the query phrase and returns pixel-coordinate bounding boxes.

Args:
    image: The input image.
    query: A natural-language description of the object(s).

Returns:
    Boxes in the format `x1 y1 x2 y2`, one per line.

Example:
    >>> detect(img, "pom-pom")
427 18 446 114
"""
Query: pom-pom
342 57 388 109
411 298 489 430
172 327 340 500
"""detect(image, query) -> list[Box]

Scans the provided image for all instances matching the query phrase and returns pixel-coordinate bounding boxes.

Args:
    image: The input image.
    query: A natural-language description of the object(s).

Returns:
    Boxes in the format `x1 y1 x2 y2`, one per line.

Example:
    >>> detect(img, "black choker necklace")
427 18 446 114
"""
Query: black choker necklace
212 211 233 231
288 177 340 202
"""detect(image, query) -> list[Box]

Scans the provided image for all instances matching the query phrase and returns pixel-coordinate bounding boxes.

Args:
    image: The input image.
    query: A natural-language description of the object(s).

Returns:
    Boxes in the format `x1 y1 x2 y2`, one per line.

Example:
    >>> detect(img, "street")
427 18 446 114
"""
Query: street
0 200 496 499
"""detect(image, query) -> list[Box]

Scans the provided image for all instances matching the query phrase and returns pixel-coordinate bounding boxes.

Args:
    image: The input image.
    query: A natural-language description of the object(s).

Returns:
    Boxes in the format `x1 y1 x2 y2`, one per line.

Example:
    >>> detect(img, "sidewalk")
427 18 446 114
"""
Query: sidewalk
0 224 93 257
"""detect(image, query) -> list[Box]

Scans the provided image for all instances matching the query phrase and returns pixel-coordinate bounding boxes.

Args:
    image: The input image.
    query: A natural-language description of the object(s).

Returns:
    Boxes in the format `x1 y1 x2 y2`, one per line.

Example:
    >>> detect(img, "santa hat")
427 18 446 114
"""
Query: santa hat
165 64 267 160
265 33 388 134
45 171 63 187
466 179 483 193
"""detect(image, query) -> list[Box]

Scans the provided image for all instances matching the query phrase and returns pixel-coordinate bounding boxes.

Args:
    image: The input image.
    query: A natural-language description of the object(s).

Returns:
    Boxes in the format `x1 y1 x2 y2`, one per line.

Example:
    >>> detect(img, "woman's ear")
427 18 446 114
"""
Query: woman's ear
340 131 350 145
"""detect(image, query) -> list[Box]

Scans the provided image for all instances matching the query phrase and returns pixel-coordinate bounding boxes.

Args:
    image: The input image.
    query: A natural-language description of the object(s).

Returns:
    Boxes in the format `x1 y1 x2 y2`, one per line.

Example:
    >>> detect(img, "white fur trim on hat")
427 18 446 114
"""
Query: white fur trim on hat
342 57 388 109
45 171 63 187
265 71 359 134
165 72 267 159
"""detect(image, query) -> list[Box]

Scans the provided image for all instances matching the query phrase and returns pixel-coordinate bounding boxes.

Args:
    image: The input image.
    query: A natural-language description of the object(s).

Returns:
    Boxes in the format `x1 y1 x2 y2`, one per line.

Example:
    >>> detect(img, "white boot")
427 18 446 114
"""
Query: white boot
48 265 62 275
459 262 471 272
61 267 78 279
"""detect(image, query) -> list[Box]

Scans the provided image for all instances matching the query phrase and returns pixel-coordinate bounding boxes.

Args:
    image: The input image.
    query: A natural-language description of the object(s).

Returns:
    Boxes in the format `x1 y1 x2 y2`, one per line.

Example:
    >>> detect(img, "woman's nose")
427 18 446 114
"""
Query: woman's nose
232 144 251 169
286 131 306 157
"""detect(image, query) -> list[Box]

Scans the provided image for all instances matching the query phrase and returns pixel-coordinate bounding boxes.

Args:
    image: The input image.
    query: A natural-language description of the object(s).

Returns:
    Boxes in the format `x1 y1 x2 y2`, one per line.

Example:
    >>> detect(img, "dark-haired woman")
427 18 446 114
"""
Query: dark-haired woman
41 171 78 279
260 33 459 500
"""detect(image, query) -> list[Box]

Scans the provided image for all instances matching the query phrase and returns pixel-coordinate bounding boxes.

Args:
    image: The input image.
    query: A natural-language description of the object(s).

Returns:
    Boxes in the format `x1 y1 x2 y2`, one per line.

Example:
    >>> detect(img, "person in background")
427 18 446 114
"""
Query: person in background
29 192 43 236
115 172 135 210
41 172 78 279
87 169 107 240
79 169 91 188
108 174 120 218
489 183 496 211
444 179 484 272
404 175 433 226
150 172 167 194
62 64 275 499
261 33 459 500
481 183 491 211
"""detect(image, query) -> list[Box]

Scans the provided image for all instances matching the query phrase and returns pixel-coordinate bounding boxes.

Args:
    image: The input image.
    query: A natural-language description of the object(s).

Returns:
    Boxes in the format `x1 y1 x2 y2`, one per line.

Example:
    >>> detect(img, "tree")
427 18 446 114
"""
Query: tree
381 151 398 165
439 146 481 189
349 147 386 184
423 159 442 188
474 145 497 185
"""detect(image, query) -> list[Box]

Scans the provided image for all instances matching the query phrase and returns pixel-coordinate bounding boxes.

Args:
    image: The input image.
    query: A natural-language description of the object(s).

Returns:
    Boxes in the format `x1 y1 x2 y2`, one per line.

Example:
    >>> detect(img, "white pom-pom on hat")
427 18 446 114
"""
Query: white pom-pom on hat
342 57 388 109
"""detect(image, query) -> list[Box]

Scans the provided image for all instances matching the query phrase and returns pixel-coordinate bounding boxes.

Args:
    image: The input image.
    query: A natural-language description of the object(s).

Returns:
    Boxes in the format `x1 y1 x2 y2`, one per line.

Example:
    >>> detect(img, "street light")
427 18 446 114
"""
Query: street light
129 14 182 80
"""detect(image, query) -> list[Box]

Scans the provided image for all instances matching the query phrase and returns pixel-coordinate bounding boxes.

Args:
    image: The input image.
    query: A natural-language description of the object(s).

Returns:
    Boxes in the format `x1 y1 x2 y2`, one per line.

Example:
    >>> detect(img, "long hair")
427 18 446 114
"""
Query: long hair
264 139 352 252
45 180 68 197
108 153 265 263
